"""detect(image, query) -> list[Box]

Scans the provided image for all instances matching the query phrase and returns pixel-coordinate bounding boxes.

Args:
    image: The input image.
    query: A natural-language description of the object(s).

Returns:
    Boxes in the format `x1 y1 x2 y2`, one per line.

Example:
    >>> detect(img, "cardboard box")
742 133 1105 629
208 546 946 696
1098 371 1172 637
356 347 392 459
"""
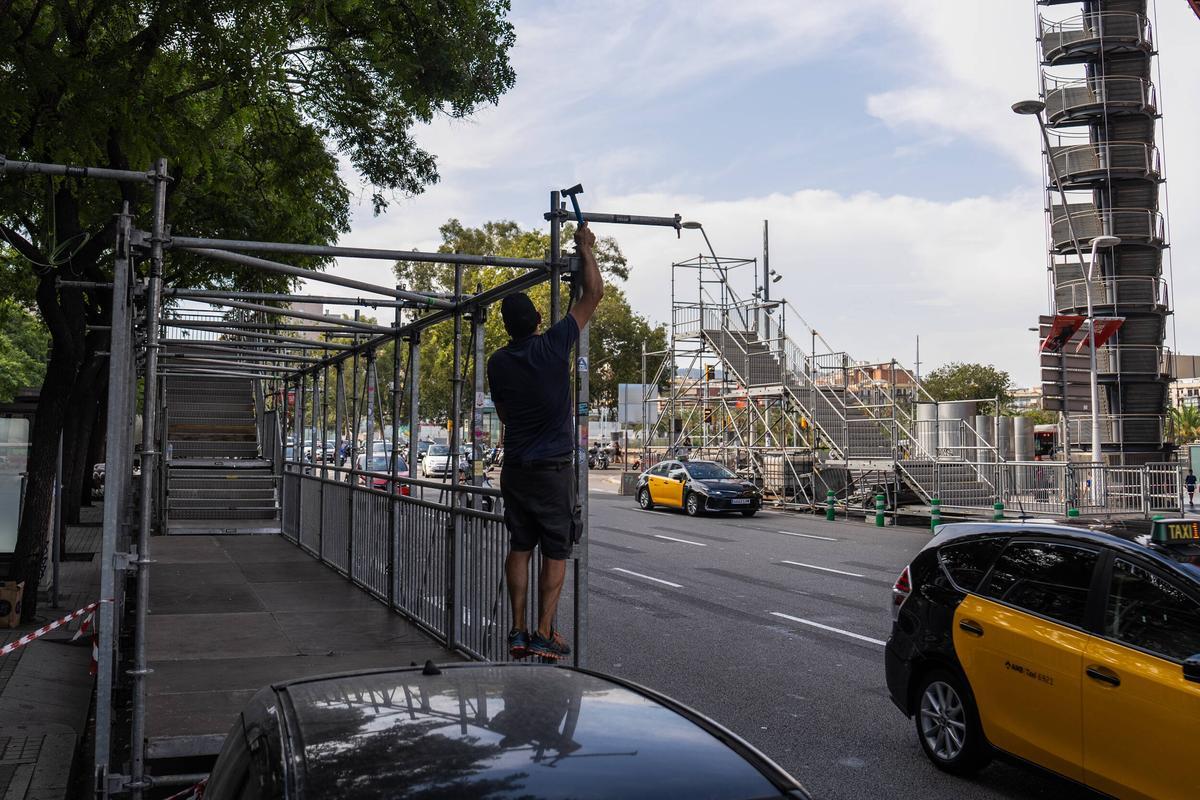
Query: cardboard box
0 581 23 628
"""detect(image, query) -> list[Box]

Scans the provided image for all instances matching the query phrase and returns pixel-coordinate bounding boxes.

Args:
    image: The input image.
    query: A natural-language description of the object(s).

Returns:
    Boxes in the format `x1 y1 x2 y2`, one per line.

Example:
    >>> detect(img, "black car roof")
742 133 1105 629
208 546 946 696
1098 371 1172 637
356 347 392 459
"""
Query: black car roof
931 520 1200 582
273 662 808 799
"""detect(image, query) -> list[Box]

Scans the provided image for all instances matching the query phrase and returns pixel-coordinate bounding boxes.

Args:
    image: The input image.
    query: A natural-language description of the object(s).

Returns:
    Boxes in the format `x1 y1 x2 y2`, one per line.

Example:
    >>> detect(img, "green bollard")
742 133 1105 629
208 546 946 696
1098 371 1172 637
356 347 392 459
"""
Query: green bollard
826 490 836 521
876 493 886 527
1067 507 1080 518
930 497 942 531
993 502 1004 522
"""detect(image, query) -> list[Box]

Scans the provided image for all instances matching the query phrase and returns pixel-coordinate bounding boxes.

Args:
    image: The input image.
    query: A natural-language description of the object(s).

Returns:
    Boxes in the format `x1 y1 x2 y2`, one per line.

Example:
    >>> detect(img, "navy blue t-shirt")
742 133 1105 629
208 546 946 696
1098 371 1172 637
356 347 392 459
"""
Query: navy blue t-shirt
487 316 579 462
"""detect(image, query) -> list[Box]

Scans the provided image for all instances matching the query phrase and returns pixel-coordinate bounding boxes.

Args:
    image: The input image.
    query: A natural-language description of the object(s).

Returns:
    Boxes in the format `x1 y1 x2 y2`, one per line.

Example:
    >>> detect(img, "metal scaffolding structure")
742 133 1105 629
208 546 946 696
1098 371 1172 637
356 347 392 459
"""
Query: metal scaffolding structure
640 234 1185 520
1 155 682 797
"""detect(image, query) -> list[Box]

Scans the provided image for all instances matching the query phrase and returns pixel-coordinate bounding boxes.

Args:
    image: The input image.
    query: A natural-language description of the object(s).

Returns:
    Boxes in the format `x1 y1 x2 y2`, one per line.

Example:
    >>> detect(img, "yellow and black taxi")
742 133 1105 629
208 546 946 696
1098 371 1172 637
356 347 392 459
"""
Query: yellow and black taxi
886 517 1200 799
636 459 761 517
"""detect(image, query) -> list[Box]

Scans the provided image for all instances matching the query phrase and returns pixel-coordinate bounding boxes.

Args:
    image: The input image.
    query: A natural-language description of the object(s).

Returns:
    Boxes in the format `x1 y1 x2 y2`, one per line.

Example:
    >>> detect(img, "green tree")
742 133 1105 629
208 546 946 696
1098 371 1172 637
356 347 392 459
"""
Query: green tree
1170 405 1200 444
922 362 1013 414
394 219 666 422
0 1 515 619
0 300 50 402
1019 408 1058 426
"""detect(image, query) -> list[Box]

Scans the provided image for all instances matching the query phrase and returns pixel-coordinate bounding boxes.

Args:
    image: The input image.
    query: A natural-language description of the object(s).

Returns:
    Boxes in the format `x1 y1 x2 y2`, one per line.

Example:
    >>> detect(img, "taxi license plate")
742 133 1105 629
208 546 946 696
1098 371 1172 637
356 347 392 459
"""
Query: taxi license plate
732 498 751 505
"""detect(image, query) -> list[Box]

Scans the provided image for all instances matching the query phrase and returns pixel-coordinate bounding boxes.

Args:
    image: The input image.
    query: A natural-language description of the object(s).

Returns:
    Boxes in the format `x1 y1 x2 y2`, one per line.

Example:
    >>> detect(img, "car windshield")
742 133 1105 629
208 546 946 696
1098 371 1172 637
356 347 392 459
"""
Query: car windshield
367 455 405 471
428 445 449 456
687 462 736 480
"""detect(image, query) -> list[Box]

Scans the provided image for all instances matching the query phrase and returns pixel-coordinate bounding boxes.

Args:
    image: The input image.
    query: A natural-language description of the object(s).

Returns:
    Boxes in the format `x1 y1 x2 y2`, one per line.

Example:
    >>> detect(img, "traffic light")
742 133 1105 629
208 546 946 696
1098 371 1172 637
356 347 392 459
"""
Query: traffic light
704 407 714 424
704 365 716 381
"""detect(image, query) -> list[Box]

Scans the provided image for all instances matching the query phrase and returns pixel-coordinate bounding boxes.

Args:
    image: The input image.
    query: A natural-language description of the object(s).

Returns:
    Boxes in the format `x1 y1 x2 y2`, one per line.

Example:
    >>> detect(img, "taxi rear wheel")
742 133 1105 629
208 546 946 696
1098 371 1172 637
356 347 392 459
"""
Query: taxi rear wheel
914 669 990 775
637 488 654 510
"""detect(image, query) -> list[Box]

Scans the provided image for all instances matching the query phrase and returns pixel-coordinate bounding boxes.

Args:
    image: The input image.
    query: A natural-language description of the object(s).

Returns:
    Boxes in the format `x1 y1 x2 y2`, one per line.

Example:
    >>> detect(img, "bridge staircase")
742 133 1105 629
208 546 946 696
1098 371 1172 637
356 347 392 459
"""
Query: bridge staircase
163 373 280 534
699 315 941 505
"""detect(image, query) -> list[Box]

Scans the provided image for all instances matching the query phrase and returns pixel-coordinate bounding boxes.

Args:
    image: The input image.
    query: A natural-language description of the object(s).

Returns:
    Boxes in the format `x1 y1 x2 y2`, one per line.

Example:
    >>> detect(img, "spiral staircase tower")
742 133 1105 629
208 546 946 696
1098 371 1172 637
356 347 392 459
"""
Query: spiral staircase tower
1036 0 1173 464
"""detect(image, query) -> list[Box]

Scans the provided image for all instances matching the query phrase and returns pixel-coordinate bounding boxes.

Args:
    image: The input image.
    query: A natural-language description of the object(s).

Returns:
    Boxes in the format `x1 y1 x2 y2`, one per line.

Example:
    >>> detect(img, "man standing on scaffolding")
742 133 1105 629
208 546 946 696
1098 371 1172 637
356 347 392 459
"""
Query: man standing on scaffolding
488 224 602 660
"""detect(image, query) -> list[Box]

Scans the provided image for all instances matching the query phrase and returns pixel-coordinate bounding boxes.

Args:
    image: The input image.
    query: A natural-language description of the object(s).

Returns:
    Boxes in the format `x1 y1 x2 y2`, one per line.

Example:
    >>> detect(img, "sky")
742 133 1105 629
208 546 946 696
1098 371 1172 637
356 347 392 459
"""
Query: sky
299 0 1200 388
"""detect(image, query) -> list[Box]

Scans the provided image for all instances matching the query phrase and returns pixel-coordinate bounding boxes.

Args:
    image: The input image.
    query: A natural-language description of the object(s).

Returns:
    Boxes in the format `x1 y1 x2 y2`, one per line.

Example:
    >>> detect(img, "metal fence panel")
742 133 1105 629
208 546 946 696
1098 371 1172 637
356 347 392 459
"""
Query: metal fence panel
282 471 299 541
299 474 321 553
321 480 350 573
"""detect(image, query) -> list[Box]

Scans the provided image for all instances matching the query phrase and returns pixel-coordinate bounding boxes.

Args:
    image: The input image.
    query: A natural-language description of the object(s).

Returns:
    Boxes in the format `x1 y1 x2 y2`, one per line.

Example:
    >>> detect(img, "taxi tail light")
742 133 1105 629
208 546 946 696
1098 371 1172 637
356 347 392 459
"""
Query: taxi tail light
891 565 912 621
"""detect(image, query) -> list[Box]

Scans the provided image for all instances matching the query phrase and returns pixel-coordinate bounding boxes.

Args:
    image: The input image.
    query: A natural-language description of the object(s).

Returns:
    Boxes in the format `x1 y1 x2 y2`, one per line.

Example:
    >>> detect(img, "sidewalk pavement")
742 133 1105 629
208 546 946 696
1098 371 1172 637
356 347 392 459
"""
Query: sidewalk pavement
0 507 103 800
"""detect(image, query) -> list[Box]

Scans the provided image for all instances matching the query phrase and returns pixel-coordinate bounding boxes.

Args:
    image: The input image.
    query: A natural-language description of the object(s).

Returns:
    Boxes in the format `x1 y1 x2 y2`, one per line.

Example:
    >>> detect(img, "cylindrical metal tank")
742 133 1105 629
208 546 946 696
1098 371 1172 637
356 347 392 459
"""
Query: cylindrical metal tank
916 403 938 458
937 401 977 457
1014 416 1034 462
996 416 1015 462
975 414 995 464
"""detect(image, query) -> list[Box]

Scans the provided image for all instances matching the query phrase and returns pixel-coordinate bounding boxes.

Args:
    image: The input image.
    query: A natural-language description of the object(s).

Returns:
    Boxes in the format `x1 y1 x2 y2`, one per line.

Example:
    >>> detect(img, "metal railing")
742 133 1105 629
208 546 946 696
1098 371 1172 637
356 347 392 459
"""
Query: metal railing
1050 206 1166 251
1054 276 1169 312
281 462 551 662
1043 74 1158 123
1065 413 1169 446
1039 11 1153 61
901 459 1182 517
1048 141 1160 183
1092 345 1173 377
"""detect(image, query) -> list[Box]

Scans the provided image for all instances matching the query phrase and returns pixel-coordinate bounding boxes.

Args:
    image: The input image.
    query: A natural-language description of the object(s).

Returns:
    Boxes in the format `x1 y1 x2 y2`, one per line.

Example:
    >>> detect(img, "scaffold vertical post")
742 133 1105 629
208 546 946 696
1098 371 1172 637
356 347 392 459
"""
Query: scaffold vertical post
550 191 561 323
448 263 464 649
574 281 590 669
130 157 169 800
471 302 486 486
388 298 403 606
94 204 133 796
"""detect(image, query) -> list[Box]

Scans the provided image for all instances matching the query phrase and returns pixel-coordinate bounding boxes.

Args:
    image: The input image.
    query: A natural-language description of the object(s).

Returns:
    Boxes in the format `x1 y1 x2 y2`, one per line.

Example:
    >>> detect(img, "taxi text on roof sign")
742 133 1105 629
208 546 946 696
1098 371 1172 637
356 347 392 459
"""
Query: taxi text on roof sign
1151 519 1200 545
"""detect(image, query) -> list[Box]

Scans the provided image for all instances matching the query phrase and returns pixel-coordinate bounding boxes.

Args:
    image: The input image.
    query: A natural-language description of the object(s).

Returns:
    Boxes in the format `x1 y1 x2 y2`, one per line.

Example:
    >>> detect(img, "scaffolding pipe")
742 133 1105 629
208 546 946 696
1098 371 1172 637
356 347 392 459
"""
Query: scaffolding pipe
159 337 349 352
159 343 321 362
177 246 459 308
0 155 152 183
163 288 423 308
158 356 295 373
161 319 363 339
130 158 169 799
184 296 393 332
171 235 551 271
94 206 133 792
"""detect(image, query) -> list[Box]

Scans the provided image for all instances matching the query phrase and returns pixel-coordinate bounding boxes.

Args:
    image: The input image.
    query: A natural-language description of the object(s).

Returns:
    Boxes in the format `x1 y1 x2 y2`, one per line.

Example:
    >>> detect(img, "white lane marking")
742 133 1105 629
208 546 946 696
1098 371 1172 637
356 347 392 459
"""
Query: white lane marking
780 560 864 578
776 530 838 542
612 567 683 588
770 612 886 646
653 534 707 547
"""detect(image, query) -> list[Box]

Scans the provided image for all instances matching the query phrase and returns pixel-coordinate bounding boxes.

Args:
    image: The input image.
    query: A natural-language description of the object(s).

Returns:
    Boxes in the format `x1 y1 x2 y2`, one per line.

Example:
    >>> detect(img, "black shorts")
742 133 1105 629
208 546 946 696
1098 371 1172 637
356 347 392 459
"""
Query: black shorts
501 460 577 560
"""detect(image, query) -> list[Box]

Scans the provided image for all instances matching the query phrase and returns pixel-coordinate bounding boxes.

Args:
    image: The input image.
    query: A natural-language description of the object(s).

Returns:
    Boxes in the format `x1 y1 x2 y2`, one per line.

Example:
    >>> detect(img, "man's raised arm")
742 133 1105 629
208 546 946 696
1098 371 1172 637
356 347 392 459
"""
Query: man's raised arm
568 223 604 330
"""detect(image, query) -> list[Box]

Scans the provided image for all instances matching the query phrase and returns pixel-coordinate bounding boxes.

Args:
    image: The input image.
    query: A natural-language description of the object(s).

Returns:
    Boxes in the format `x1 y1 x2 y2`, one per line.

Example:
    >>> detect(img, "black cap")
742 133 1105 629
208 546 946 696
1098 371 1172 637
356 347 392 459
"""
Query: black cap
501 293 539 338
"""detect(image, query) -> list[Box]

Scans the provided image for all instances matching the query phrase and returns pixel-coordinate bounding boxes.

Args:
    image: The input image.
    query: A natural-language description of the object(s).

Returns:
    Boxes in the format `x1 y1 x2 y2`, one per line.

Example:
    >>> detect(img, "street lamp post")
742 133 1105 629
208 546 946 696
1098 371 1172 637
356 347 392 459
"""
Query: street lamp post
1084 235 1122 465
1013 99 1092 462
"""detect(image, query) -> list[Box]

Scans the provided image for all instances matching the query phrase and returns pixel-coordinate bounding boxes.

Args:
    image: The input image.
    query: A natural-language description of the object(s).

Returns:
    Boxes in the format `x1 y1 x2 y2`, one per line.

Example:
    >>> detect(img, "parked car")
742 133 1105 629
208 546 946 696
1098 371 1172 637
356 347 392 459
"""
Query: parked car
420 444 453 478
204 662 811 799
636 459 761 517
355 453 411 495
887 517 1200 800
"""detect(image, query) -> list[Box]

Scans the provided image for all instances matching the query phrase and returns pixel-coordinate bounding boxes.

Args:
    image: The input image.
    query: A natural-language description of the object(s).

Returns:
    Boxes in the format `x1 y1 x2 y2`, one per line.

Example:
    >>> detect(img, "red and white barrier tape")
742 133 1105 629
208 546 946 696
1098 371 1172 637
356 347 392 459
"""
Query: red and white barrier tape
0 599 112 657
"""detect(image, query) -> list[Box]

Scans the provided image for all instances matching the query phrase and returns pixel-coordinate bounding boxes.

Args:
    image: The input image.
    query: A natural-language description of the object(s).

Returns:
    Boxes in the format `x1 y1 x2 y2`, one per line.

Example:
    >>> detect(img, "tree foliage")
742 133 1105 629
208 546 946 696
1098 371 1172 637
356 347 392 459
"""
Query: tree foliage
922 362 1013 414
1170 405 1200 444
394 219 666 421
0 0 516 616
0 300 49 402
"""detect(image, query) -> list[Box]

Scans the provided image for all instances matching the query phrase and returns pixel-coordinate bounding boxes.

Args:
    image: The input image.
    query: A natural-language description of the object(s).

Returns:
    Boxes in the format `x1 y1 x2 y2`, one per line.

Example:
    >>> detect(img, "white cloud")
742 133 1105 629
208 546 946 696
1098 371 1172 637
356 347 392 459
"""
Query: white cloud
301 1 1199 391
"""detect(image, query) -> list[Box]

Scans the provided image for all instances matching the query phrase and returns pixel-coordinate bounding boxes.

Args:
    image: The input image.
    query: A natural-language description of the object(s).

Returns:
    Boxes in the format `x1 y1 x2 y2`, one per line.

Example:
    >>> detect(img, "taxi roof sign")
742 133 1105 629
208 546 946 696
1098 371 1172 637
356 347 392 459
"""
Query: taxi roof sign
1151 519 1200 546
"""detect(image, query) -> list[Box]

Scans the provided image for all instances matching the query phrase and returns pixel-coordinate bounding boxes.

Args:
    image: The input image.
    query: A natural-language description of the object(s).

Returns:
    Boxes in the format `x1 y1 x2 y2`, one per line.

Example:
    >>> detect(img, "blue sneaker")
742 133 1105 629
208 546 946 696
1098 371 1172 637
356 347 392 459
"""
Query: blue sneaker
528 628 571 660
507 628 529 659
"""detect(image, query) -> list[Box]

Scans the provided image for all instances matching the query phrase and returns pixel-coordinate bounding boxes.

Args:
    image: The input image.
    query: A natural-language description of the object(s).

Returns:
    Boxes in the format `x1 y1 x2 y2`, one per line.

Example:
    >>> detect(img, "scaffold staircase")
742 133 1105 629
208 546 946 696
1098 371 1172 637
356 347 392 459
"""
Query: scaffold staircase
164 373 280 533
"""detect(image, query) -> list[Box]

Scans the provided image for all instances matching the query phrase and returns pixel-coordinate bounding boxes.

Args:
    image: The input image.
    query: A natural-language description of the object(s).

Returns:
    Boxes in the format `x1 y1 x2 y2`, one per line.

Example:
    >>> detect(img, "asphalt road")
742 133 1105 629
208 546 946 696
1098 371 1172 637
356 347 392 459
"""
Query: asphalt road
581 489 1102 800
